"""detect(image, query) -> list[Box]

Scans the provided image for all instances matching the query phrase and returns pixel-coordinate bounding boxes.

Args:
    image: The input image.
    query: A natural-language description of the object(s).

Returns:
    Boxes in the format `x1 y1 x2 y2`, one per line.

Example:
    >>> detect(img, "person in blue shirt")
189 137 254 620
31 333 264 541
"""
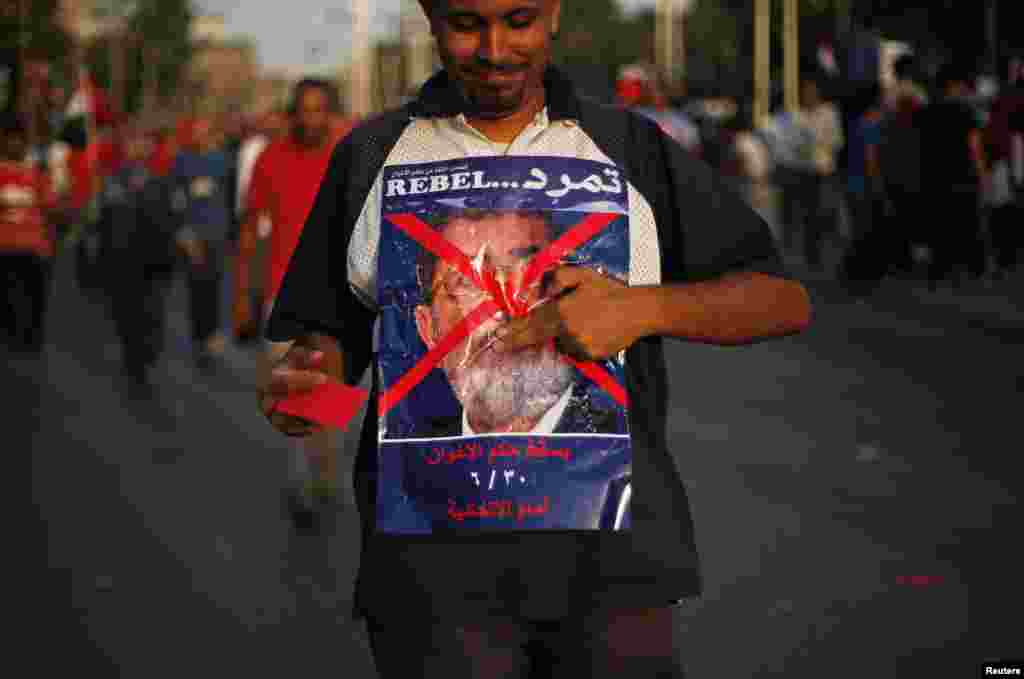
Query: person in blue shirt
171 117 232 371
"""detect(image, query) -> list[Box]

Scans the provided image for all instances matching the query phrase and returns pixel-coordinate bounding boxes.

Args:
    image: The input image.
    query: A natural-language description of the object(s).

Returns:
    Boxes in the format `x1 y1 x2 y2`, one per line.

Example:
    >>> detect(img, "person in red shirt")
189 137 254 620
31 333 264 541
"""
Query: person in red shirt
239 81 343 321
237 77 346 527
1 113 59 354
147 122 179 178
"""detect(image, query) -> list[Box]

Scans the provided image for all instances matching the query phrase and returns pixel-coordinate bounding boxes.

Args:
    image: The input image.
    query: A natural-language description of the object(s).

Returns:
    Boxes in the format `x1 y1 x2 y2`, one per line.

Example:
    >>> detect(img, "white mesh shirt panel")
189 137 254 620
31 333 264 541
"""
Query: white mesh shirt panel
346 171 382 309
347 119 488 310
346 114 663 310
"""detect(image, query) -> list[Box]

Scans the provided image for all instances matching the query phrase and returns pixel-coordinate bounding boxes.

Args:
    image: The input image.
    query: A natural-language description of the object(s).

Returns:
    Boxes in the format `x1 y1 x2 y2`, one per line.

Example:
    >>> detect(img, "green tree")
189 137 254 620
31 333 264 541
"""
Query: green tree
128 0 194 105
0 0 70 66
85 0 194 114
682 0 852 96
684 0 742 90
554 0 652 86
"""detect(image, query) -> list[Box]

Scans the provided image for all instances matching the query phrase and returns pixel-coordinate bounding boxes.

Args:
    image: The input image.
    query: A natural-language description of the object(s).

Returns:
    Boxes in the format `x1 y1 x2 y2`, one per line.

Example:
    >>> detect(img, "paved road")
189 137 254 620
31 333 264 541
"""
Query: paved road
16 252 1022 677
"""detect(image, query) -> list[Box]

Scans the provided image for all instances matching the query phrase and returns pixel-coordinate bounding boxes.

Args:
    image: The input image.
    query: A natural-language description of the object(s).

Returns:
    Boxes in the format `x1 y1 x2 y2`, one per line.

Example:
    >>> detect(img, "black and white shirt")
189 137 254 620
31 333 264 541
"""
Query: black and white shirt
268 67 785 622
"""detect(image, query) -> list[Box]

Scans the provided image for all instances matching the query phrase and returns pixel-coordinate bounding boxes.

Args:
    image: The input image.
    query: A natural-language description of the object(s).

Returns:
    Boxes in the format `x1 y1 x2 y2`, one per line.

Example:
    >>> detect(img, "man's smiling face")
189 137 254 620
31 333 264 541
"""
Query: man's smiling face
421 0 561 119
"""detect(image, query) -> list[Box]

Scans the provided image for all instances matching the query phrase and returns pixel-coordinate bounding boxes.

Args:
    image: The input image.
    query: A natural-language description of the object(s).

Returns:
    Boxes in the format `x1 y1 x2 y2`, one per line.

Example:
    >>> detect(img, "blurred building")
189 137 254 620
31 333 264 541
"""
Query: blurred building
184 14 259 116
249 70 293 116
401 4 436 96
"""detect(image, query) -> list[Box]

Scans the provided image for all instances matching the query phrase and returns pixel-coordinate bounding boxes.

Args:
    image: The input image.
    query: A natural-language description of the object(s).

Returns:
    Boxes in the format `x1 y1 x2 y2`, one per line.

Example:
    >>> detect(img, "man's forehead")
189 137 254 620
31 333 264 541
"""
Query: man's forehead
420 0 550 13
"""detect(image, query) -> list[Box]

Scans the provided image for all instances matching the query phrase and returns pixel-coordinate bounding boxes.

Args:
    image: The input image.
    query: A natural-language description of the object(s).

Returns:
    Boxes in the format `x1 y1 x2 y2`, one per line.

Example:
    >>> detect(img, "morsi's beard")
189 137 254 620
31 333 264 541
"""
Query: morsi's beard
445 344 573 433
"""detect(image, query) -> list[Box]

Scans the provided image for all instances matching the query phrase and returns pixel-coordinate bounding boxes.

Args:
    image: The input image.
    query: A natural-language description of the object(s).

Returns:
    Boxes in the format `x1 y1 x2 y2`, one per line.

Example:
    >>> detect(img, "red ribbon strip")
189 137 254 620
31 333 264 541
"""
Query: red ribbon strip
274 380 370 431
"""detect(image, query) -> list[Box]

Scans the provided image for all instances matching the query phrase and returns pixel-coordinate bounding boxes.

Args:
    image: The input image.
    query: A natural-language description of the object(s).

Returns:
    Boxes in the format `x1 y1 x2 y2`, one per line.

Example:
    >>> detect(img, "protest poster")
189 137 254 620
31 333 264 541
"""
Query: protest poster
375 156 633 533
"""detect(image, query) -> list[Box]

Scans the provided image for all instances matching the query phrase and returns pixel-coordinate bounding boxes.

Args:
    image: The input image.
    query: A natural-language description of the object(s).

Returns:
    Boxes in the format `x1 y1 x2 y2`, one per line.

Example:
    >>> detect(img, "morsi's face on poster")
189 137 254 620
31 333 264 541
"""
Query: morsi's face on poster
414 210 573 434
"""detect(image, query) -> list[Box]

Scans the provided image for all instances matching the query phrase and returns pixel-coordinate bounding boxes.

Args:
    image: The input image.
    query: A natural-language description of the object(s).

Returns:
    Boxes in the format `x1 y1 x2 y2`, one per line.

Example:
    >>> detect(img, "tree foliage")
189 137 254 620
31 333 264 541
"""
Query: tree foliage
129 0 194 101
85 0 194 113
0 0 69 67
553 0 654 88
683 0 853 95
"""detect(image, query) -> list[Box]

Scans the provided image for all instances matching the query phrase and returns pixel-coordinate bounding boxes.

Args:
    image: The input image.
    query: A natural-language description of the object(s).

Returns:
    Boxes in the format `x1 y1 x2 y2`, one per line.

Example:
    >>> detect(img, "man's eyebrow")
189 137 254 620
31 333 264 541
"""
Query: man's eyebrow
443 2 541 17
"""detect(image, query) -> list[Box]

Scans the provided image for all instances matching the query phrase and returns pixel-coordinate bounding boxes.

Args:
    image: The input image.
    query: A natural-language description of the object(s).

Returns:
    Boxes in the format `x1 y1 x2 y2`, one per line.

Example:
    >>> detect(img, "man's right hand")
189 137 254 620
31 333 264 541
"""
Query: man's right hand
260 345 329 437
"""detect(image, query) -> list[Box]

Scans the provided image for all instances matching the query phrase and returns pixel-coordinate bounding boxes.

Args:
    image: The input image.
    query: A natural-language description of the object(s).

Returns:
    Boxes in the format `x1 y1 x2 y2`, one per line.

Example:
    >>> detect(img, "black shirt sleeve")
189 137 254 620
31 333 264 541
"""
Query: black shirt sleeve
264 134 377 384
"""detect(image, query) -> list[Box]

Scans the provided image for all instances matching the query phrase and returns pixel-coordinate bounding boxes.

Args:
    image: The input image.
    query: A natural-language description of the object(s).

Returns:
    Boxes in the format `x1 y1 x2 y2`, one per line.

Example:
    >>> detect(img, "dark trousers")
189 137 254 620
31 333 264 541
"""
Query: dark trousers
110 268 172 373
365 607 686 679
927 188 985 284
0 252 52 352
882 186 921 274
839 189 892 296
185 246 224 348
779 168 834 270
990 202 1022 272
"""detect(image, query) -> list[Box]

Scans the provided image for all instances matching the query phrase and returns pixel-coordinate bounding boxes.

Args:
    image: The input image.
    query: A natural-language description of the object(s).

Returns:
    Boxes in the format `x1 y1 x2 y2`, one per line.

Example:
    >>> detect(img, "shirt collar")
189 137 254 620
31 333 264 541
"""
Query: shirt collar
409 65 582 122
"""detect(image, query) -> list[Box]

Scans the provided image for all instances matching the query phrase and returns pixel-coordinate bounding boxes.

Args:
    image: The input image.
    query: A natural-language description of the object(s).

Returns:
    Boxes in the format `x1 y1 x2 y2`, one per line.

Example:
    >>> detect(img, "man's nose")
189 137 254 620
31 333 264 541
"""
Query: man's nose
477 25 510 65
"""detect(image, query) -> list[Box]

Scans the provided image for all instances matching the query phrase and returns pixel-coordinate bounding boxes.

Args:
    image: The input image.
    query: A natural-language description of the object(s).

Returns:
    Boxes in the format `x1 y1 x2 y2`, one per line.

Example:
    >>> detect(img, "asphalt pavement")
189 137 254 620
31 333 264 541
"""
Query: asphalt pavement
15 250 1022 677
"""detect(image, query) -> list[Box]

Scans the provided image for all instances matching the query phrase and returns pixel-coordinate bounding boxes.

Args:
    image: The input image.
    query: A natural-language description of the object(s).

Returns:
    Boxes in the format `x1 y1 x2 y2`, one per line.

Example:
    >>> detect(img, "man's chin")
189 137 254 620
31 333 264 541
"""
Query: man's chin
464 90 526 119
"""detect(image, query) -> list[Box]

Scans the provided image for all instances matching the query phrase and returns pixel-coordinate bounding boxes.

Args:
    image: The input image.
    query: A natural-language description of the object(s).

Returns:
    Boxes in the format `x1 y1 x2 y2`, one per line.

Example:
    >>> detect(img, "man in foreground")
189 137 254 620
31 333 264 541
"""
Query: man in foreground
259 1 811 675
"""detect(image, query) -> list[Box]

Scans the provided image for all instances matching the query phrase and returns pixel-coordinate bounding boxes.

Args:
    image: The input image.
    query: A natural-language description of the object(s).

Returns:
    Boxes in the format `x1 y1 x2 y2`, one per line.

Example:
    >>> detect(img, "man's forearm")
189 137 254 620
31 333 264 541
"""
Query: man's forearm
632 272 811 346
233 215 260 296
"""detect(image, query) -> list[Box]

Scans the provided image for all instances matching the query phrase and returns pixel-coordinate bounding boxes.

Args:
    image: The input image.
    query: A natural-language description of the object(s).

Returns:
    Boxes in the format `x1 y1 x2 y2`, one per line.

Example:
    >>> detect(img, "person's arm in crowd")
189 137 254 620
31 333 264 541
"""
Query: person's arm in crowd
237 206 267 261
169 158 204 264
36 171 63 246
967 128 989 188
238 145 273 259
232 147 273 333
828 105 845 155
865 137 882 185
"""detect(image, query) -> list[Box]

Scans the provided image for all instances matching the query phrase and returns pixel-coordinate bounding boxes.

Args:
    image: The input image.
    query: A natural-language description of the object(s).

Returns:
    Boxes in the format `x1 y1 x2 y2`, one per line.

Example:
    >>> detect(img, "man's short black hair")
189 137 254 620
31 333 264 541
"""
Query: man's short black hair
289 77 341 115
415 209 557 306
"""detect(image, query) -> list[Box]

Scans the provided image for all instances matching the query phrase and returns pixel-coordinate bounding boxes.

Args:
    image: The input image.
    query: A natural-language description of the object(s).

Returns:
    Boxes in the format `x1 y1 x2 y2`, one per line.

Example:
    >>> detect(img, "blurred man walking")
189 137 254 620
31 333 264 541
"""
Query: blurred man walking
97 121 181 396
236 79 347 528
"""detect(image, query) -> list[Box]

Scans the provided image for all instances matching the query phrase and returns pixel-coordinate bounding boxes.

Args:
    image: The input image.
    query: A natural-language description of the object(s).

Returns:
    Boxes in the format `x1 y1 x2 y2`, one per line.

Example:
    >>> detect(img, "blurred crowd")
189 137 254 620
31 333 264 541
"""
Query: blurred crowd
4 54 1023 370
616 55 1024 299
1 66 352 387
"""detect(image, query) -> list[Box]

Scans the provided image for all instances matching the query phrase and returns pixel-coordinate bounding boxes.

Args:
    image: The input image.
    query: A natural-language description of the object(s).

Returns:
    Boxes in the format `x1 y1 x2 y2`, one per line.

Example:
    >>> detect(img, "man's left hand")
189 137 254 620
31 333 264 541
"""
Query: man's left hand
493 266 646 362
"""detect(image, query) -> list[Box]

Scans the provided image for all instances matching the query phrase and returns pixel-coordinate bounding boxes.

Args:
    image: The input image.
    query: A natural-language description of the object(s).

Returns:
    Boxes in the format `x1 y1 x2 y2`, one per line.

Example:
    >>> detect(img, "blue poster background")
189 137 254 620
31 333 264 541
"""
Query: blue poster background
376 156 633 533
